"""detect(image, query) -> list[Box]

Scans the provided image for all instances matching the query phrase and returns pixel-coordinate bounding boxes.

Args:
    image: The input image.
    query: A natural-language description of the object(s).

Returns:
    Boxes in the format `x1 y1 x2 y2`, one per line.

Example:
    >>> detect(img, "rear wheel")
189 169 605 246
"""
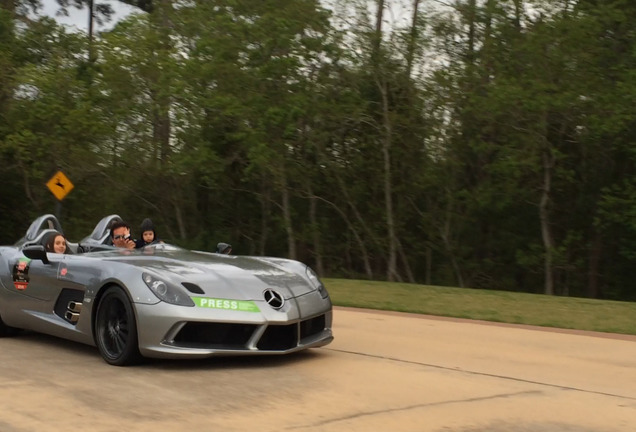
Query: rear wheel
0 314 18 337
95 287 142 366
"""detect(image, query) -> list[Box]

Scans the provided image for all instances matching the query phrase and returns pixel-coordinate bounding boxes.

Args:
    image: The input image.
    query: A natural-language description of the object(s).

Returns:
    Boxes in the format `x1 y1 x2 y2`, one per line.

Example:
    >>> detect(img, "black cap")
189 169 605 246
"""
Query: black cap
216 242 232 254
140 218 155 235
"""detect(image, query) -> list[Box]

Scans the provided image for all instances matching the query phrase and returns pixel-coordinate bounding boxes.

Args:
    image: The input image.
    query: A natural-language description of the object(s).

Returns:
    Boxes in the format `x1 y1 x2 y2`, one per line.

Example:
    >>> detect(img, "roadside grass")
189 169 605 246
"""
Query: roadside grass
323 278 636 336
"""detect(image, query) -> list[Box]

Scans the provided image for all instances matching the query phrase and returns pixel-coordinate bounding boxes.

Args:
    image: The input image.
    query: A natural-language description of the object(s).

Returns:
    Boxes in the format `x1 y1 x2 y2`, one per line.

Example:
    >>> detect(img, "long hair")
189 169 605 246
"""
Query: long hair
44 231 69 254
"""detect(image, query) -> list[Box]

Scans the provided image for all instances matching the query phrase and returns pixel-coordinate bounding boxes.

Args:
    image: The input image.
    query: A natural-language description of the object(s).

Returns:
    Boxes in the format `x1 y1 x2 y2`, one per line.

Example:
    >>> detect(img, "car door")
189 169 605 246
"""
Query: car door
9 253 61 302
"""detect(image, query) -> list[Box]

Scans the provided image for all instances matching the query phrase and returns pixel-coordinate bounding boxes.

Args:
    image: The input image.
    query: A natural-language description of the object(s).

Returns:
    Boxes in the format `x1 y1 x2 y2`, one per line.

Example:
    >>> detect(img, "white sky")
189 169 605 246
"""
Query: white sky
41 0 138 32
42 0 417 33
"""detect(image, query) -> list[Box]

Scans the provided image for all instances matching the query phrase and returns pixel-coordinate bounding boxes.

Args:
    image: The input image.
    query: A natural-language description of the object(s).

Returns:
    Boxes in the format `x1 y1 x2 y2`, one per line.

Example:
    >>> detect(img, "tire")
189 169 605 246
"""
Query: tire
95 287 143 366
0 314 18 337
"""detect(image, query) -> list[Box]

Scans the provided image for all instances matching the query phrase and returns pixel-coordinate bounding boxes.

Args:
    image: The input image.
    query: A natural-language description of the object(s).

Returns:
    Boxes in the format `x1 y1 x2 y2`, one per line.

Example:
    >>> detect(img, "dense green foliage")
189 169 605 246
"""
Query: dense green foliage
0 0 635 300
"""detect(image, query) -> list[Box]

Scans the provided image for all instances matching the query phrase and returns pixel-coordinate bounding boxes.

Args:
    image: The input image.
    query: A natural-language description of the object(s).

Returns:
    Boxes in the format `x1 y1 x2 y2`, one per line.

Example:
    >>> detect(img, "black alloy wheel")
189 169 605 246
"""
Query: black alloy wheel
95 287 142 366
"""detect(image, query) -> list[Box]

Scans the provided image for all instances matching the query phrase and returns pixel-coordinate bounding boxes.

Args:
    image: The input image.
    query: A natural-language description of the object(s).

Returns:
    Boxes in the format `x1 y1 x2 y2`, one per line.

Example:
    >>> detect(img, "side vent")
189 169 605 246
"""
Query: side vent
181 282 205 294
54 289 85 325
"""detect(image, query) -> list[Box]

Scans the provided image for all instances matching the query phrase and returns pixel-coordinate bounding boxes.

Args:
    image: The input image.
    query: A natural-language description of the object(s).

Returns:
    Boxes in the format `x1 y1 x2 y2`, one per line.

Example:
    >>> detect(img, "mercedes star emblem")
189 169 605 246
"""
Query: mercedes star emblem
263 289 285 310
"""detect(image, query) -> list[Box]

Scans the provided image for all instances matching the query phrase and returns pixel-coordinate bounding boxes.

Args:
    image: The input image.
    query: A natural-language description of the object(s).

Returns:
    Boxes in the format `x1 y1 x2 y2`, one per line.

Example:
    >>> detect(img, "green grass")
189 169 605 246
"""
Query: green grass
323 278 636 336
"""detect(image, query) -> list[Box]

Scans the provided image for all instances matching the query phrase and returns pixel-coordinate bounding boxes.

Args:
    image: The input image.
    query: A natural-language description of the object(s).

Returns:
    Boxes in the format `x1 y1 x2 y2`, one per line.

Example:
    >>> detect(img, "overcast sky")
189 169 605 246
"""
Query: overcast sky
41 0 136 32
41 0 422 35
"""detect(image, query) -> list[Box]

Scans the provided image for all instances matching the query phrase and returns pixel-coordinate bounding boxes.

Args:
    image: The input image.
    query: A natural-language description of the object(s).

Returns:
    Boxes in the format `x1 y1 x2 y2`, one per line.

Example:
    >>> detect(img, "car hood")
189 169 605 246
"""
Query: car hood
97 248 314 300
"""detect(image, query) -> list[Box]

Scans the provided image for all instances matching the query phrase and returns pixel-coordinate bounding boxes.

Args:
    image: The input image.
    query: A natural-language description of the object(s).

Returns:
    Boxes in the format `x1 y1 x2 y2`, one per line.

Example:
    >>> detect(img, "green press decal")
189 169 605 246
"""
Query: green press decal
192 297 260 312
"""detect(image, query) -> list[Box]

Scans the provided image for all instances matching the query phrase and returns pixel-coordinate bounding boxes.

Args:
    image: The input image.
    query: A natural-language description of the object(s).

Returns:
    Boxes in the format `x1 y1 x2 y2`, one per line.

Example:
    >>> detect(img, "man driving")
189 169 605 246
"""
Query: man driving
109 221 137 249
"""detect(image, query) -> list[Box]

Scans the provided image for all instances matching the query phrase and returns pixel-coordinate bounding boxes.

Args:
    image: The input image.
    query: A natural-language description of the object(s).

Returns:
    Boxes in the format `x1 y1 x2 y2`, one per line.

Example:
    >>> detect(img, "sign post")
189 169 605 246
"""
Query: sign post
46 171 74 219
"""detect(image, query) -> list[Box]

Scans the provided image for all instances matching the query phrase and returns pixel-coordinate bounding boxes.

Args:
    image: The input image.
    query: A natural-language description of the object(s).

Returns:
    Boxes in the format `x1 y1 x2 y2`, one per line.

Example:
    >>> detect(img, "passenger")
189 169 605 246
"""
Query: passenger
109 221 137 249
135 218 160 248
216 242 232 255
44 232 71 254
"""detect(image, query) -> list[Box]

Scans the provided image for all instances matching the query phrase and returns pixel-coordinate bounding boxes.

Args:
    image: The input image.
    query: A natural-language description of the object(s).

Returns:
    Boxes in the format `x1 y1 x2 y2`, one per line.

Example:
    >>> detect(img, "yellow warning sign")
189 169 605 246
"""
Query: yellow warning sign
46 171 74 201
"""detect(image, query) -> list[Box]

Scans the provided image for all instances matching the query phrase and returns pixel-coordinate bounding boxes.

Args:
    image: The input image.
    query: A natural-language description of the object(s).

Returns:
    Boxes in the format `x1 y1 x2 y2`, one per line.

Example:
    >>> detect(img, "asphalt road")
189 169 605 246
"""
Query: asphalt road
1 306 635 432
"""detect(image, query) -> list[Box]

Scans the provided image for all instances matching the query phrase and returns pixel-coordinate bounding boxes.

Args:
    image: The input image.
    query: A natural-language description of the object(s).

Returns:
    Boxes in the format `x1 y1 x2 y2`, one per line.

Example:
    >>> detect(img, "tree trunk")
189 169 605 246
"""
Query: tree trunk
396 238 415 283
149 0 172 168
406 0 421 77
437 186 464 287
373 0 385 60
425 246 432 285
152 101 171 166
17 159 37 207
0 2 15 120
174 201 186 240
312 194 373 279
334 173 382 250
308 184 324 275
540 148 555 295
439 211 464 288
377 77 398 282
466 0 477 65
512 0 522 31
87 0 95 63
279 164 296 260
259 184 270 256
587 230 602 298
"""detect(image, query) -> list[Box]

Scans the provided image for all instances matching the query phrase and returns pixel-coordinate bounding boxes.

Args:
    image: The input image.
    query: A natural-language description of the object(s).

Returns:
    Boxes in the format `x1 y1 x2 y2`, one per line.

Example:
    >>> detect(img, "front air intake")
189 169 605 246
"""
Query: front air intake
256 324 298 350
173 322 256 348
300 314 326 339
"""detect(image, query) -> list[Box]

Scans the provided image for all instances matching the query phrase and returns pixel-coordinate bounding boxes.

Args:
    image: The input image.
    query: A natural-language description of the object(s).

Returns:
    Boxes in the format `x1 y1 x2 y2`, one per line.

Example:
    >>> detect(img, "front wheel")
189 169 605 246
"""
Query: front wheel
95 287 143 366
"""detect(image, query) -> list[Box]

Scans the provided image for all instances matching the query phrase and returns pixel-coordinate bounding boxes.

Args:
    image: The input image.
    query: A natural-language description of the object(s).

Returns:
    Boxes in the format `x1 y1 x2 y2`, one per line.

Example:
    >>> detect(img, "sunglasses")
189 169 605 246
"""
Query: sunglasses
113 235 128 240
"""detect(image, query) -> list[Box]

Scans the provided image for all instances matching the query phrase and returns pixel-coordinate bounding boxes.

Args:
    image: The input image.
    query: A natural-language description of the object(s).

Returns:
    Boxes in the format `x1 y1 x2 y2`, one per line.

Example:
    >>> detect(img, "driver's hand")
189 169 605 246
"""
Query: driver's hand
114 238 135 249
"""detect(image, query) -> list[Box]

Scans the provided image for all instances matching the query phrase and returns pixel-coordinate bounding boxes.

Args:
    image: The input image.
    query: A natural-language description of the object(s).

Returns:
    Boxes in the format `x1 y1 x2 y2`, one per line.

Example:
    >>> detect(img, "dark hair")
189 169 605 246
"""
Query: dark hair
109 221 131 238
44 231 69 254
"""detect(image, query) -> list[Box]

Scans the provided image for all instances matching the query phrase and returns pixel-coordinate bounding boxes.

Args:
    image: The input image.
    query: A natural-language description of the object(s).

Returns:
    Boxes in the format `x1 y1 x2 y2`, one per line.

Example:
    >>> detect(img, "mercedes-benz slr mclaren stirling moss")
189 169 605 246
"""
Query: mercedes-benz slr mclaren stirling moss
0 214 333 366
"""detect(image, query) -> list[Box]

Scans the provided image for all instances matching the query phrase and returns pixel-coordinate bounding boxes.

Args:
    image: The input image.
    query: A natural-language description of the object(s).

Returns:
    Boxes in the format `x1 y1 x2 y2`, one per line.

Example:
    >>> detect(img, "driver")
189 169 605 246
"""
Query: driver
109 221 137 249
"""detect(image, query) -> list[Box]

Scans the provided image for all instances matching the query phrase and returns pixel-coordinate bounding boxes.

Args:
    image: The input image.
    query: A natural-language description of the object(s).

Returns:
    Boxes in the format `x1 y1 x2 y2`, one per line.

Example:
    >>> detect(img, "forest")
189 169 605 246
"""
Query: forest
0 0 635 300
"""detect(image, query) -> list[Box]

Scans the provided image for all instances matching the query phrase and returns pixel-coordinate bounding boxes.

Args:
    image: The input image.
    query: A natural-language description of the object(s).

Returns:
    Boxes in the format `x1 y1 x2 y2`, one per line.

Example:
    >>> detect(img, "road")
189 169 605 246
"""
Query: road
1 306 635 432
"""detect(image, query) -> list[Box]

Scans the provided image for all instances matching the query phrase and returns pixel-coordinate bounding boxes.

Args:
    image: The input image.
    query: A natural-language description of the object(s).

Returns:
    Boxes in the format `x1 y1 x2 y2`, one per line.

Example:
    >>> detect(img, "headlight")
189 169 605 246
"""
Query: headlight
306 266 329 299
142 273 194 306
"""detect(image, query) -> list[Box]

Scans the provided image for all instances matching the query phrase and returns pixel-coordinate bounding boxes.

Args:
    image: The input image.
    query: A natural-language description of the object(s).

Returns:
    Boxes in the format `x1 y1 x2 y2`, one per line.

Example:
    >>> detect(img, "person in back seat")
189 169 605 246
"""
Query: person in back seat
135 218 161 248
216 242 232 254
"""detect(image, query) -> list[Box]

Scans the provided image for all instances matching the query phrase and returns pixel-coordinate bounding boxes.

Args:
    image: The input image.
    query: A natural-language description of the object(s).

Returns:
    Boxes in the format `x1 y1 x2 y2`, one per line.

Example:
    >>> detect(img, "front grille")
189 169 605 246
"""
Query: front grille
172 314 328 351
300 314 326 339
174 322 257 348
257 323 298 350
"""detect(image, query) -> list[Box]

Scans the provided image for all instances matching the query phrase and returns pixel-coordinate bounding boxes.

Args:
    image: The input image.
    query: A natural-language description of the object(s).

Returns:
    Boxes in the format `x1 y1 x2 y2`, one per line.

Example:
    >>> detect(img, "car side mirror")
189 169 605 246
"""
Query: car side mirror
23 245 51 264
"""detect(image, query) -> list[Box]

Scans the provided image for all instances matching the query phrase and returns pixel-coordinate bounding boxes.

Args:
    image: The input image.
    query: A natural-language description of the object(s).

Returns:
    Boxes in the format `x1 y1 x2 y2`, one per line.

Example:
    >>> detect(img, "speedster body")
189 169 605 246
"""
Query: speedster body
0 215 333 365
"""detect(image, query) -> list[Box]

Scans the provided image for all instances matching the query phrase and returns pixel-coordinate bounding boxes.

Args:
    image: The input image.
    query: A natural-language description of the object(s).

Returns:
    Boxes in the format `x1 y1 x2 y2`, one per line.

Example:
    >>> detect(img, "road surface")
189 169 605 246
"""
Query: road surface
0 306 635 431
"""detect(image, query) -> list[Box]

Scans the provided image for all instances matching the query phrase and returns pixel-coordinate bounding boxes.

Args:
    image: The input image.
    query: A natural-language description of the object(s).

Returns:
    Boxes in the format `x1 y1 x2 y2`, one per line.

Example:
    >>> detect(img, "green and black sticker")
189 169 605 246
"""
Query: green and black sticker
12 257 31 290
192 297 260 312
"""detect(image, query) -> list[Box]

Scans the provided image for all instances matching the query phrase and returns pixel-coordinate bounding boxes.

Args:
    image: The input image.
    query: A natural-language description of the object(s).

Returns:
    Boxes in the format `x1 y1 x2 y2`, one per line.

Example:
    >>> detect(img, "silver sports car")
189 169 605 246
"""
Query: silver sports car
0 214 333 365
